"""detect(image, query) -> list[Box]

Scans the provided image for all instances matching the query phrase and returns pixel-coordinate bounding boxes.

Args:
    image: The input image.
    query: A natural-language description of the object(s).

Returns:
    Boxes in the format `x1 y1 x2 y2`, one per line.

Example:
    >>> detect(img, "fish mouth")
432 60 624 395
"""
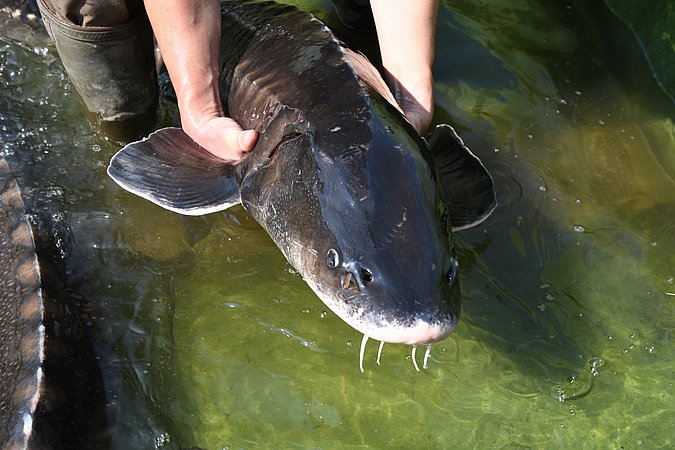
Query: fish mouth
312 280 459 345
355 317 456 345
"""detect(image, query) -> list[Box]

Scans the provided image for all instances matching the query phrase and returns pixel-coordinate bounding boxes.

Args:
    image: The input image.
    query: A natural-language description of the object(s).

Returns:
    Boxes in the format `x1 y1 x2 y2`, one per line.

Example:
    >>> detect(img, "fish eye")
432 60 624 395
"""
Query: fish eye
446 259 459 284
326 248 339 269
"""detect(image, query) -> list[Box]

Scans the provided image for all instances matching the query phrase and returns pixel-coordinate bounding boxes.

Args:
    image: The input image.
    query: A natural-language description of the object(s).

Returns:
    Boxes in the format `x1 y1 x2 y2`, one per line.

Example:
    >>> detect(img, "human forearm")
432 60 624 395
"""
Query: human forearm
370 0 439 134
144 0 257 161
145 0 221 124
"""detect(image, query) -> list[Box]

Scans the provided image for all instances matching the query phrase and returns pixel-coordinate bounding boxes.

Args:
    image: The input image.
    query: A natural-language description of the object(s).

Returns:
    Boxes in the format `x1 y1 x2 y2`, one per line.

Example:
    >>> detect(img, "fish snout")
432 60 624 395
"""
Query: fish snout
322 248 460 345
330 257 459 345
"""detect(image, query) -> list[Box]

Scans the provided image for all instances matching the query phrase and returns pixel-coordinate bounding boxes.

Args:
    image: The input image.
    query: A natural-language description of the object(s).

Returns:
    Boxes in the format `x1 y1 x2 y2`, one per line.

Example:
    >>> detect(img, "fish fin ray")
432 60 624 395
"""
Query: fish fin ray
107 127 242 215
426 124 497 231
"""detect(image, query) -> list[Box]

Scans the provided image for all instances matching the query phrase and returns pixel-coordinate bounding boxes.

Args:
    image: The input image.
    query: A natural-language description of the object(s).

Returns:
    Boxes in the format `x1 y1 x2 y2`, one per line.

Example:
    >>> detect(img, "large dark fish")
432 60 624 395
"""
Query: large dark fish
0 157 45 448
1 5 110 444
108 1 496 369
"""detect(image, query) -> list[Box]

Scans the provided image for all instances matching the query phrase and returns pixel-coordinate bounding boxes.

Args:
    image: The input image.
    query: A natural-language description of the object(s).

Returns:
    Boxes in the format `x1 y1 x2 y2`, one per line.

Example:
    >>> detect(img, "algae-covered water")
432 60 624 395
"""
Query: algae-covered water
1 0 673 448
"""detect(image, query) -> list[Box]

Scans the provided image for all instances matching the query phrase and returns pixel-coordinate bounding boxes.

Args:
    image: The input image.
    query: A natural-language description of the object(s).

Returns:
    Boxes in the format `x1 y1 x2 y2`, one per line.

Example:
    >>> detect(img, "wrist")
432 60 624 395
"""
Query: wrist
383 65 434 133
176 76 223 136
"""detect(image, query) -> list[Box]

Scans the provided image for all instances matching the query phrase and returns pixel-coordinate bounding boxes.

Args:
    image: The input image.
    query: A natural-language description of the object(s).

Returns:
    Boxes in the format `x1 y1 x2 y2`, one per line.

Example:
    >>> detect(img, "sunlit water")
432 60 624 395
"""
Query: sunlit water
1 0 673 448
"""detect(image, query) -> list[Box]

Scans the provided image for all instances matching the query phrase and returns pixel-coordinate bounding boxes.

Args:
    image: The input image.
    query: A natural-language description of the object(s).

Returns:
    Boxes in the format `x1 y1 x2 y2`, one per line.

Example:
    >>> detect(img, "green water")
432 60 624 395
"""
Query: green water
1 0 673 448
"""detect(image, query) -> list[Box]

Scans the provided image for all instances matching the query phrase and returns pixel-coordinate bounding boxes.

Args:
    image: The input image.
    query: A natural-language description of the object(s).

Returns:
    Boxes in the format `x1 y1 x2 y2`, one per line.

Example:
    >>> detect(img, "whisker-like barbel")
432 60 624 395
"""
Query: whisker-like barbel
376 341 385 365
411 345 420 372
423 344 432 369
358 339 433 372
359 335 369 373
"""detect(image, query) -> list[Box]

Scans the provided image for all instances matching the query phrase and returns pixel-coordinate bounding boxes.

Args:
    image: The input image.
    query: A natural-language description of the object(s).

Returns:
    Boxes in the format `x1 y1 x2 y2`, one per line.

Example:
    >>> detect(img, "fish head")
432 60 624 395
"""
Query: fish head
310 97 460 345
242 96 460 345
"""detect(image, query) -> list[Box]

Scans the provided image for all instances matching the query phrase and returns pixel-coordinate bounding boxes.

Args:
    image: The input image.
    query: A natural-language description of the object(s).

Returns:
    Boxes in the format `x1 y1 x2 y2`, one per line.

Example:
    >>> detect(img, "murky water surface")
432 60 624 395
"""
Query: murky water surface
1 0 673 448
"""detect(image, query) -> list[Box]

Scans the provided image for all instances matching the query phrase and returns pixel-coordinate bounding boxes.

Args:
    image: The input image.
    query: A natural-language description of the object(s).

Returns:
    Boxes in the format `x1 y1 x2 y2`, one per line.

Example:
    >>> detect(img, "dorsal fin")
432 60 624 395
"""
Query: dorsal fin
426 124 497 231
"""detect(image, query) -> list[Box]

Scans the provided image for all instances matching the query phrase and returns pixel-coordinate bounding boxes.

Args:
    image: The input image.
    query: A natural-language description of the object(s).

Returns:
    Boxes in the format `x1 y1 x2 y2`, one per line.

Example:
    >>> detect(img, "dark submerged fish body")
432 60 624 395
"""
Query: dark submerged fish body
108 1 496 346
1 3 111 446
0 157 44 448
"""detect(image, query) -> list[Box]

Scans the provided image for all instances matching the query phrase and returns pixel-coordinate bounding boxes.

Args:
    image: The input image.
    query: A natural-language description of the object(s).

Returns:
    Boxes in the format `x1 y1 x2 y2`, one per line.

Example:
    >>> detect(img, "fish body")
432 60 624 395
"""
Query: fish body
108 1 496 345
0 157 45 449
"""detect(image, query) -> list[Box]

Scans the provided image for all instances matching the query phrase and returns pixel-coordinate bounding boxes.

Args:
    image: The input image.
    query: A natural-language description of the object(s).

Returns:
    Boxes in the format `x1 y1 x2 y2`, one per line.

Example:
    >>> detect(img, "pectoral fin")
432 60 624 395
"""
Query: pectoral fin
426 124 497 231
107 127 242 216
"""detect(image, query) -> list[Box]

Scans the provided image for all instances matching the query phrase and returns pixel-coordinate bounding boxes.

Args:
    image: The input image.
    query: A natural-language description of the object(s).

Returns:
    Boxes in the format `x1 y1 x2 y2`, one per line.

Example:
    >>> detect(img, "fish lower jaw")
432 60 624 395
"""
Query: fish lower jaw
356 319 455 345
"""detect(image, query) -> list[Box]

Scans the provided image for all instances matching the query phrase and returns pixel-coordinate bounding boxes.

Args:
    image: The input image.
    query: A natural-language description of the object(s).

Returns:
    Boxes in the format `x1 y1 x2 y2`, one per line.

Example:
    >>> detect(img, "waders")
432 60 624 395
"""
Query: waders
36 0 158 142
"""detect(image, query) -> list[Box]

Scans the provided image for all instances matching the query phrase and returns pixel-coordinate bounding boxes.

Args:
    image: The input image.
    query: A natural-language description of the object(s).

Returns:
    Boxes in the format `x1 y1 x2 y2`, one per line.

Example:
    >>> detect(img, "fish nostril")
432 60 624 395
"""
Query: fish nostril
361 268 373 284
341 268 374 291
342 272 358 290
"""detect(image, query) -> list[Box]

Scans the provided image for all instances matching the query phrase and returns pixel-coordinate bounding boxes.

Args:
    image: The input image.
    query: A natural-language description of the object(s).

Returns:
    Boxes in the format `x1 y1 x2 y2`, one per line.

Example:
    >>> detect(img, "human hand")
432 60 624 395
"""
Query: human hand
385 70 434 135
182 114 258 164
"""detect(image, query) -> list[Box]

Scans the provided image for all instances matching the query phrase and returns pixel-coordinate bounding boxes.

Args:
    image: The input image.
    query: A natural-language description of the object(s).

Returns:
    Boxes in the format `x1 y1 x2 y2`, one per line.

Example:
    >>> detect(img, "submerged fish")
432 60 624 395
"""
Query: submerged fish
108 1 496 368
0 157 45 448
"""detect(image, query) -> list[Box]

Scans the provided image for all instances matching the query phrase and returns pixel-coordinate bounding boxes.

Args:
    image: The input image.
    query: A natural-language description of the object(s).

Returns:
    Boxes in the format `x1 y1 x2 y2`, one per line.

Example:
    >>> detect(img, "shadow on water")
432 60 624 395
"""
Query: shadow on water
22 188 110 449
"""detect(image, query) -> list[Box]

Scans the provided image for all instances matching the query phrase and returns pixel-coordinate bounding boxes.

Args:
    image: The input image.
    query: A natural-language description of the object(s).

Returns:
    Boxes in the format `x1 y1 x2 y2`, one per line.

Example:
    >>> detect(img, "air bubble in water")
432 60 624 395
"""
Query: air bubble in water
155 433 171 448
590 357 604 368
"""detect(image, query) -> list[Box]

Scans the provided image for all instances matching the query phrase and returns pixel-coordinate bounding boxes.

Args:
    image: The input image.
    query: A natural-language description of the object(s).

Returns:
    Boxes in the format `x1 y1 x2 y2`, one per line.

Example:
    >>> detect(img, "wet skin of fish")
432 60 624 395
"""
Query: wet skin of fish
0 157 45 449
108 1 496 349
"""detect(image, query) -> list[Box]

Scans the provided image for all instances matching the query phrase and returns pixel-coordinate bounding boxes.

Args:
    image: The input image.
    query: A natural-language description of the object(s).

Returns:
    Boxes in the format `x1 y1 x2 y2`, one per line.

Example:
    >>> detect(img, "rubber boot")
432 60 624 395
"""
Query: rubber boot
36 0 158 142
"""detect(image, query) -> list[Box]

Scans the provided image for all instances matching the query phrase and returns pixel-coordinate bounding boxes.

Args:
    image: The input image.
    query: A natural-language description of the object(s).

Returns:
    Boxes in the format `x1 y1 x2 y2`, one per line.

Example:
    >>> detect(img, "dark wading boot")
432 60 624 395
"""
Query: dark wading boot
36 0 158 142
